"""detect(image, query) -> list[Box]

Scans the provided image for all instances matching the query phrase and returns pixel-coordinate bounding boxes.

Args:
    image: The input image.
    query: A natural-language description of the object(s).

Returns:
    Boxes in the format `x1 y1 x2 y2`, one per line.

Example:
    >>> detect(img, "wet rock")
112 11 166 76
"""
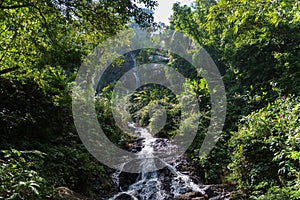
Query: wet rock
174 184 233 200
175 191 206 200
209 193 231 200
149 55 169 62
118 172 139 189
131 137 145 143
151 138 170 151
203 186 217 198
126 137 146 153
56 187 87 200
203 185 232 200
135 145 143 151
170 156 205 185
114 193 134 200
131 149 137 153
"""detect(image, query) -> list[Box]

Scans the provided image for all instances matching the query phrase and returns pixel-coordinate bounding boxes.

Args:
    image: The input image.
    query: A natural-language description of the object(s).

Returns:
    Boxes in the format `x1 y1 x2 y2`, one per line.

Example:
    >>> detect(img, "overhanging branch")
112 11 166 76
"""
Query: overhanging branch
0 66 20 75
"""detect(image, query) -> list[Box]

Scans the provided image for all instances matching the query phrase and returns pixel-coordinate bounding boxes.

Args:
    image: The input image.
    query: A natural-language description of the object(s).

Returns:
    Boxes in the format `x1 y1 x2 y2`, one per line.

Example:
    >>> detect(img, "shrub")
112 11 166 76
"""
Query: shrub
0 149 55 199
228 96 300 199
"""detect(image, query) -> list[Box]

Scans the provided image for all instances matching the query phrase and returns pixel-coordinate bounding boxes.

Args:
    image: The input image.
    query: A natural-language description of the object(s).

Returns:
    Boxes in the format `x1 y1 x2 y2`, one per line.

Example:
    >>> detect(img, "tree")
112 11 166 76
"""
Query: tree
0 1 157 197
170 0 226 76
206 0 300 96
0 0 157 76
170 0 300 185
172 0 300 96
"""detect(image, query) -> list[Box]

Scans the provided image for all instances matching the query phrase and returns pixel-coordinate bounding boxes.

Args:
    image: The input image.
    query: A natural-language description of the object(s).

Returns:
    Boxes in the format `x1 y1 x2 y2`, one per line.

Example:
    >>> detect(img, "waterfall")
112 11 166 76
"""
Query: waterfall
109 123 205 200
131 52 140 89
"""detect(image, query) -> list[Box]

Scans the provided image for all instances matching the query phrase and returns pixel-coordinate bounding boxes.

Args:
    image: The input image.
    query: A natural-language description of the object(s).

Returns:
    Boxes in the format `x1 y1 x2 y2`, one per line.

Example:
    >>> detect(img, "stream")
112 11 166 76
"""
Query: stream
100 53 230 200
107 123 230 200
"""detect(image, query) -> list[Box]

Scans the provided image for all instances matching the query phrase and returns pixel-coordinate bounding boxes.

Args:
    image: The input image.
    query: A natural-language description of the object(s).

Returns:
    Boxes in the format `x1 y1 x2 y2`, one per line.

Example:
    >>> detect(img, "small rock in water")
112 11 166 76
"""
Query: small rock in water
135 146 143 151
131 149 137 153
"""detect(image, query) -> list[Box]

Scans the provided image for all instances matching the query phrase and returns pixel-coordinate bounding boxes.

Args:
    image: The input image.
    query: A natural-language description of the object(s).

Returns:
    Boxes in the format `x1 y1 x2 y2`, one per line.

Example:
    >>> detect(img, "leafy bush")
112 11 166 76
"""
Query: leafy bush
228 96 300 199
39 144 113 197
95 92 131 146
0 74 114 198
0 149 55 199
0 146 113 199
0 67 73 145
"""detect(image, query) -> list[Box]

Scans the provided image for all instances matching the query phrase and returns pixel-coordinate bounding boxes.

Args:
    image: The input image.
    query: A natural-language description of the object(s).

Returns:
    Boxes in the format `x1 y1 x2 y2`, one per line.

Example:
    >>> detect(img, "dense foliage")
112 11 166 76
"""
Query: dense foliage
171 0 300 198
1 0 299 199
229 96 300 199
0 0 156 198
0 149 53 199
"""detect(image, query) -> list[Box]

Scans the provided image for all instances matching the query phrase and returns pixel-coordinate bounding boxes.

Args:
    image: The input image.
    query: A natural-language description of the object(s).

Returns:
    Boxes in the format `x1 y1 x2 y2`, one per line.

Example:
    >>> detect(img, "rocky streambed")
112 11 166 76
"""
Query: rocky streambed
103 123 232 200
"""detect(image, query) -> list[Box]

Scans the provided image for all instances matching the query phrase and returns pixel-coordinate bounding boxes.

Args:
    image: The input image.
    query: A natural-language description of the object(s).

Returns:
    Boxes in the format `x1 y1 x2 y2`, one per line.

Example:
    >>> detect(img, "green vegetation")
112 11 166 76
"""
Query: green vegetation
1 0 299 199
0 149 53 199
229 97 300 199
171 0 300 198
0 0 156 199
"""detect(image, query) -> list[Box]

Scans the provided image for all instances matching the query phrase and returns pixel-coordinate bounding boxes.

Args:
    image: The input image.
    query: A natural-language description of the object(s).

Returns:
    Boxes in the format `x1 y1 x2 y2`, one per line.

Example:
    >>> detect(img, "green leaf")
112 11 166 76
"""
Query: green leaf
29 185 39 195
233 25 239 34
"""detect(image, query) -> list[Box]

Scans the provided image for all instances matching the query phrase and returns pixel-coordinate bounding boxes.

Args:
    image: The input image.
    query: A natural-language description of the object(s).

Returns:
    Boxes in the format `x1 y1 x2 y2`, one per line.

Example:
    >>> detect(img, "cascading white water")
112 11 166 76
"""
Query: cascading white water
109 123 205 200
131 53 140 89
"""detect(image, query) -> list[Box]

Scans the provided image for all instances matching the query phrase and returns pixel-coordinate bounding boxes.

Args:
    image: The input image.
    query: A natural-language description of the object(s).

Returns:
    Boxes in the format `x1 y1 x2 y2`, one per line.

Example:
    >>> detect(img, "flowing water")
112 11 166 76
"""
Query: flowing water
130 52 140 89
109 123 205 200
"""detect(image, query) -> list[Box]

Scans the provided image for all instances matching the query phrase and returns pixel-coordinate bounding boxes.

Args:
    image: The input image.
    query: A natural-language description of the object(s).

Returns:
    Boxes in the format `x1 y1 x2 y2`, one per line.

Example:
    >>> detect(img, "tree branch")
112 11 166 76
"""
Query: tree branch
0 66 20 75
31 4 57 45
